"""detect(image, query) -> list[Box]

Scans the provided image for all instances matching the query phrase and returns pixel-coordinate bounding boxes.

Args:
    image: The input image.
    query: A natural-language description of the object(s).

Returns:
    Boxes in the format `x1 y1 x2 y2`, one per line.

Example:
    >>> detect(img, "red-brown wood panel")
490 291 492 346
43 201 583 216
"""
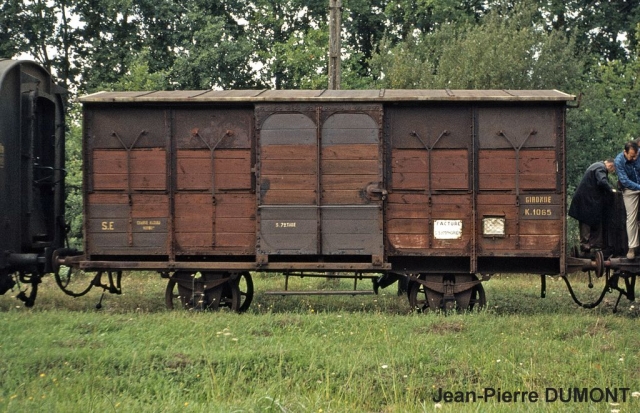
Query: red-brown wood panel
261 144 317 205
320 143 377 202
92 150 127 190
177 149 252 191
322 174 379 190
322 158 378 175
519 235 561 250
261 159 317 175
322 145 378 160
214 149 252 190
478 149 556 190
391 149 468 190
386 193 471 254
520 220 562 235
92 149 166 191
131 194 168 217
130 150 166 188
174 193 214 250
174 192 255 254
176 150 210 191
261 190 317 205
386 195 430 250
261 175 316 190
476 193 562 254
213 194 256 251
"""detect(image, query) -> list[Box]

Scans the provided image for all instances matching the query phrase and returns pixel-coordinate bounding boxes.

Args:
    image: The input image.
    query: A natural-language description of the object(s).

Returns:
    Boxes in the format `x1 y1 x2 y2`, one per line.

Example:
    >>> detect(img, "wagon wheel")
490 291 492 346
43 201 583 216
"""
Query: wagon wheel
218 278 241 311
165 272 240 311
234 271 254 312
408 274 432 312
468 282 487 310
165 278 183 310
408 274 485 312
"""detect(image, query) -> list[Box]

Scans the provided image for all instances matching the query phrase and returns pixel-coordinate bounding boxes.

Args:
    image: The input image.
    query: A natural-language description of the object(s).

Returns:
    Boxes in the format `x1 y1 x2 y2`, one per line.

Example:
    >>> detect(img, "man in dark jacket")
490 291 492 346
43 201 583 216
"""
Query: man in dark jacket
569 159 616 253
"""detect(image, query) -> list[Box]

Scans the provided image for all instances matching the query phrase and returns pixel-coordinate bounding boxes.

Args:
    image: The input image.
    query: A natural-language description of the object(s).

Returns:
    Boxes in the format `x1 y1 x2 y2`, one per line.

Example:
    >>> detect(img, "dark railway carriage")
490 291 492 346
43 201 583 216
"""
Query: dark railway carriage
0 59 66 305
68 89 576 311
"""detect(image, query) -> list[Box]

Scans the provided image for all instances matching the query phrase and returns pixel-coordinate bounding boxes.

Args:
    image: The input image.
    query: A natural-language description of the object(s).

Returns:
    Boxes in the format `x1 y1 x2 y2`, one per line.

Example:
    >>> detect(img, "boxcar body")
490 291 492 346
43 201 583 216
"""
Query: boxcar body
70 89 577 310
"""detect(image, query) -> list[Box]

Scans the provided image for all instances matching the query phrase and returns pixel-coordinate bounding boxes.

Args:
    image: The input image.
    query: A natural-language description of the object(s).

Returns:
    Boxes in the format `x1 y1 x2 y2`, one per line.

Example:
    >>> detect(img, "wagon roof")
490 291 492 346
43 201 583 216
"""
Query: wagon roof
79 89 575 103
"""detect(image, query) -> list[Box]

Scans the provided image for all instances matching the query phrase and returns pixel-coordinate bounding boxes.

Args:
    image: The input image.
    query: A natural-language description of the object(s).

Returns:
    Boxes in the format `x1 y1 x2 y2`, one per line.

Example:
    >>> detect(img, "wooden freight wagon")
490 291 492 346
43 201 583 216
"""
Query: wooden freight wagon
73 89 575 311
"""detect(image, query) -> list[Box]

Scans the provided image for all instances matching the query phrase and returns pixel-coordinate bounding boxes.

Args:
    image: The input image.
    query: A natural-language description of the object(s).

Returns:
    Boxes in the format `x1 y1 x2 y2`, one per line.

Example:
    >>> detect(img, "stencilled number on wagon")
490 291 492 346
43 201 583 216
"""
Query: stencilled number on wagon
275 222 297 228
523 208 553 217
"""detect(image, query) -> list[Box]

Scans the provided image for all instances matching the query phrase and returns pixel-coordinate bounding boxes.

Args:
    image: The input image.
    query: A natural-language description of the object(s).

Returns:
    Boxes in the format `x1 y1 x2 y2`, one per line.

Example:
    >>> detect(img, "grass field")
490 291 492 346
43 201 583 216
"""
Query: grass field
0 272 638 412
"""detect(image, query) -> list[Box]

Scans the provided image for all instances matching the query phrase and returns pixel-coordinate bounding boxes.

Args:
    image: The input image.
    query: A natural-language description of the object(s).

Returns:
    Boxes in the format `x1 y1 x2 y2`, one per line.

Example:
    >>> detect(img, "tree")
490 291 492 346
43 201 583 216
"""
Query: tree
539 0 640 63
370 4 583 91
0 0 78 89
566 25 640 190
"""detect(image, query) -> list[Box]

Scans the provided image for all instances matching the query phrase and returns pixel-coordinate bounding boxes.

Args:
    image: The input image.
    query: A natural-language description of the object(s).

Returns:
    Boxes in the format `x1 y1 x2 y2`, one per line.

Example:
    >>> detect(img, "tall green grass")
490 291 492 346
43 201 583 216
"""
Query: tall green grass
0 273 638 412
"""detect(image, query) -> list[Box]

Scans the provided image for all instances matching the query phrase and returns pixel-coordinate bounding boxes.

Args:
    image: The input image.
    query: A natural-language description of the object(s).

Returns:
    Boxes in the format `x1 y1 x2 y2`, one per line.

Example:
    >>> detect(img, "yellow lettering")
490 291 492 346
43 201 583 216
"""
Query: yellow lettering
101 221 114 231
524 196 552 204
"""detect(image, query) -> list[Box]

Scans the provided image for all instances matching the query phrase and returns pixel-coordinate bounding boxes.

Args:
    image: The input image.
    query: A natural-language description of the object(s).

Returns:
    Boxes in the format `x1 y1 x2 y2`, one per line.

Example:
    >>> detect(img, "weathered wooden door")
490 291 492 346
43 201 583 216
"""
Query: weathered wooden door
256 104 384 259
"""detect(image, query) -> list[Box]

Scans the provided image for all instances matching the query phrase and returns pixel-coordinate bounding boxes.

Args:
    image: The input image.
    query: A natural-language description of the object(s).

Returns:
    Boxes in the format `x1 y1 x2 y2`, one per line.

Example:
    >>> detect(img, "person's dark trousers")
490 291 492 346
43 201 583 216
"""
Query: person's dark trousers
579 221 603 250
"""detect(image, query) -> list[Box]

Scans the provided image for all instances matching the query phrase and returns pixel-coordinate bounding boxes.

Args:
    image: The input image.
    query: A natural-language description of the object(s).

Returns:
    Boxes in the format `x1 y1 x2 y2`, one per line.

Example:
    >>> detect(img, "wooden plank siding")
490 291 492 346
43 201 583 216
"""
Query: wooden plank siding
83 99 566 269
86 107 256 257
391 149 469 190
260 145 317 205
87 193 169 255
476 193 562 254
478 150 557 190
257 107 384 256
386 193 472 254
92 149 166 191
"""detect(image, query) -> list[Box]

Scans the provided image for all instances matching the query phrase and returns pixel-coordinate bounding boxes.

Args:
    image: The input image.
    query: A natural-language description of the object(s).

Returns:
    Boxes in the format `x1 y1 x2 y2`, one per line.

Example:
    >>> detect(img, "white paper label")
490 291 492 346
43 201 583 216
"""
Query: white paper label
433 220 463 239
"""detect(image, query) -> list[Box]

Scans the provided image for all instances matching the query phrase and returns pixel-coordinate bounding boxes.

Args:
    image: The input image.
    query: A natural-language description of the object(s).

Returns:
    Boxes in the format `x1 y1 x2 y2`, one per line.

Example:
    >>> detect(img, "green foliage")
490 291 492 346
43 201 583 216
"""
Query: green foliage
567 26 640 191
271 27 330 89
169 14 257 89
63 105 84 249
93 56 169 92
371 4 584 90
382 0 485 41
4 0 640 92
0 0 78 89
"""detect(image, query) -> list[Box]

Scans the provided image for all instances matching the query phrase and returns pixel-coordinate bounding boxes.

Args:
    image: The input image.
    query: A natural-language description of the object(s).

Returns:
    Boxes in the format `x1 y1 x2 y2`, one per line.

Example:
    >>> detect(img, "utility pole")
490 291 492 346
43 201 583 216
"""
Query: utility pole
328 0 342 90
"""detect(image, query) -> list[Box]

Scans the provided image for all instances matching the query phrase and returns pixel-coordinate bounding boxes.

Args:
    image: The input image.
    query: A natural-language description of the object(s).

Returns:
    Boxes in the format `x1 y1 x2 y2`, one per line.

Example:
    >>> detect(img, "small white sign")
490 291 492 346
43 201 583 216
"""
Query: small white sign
433 220 463 239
